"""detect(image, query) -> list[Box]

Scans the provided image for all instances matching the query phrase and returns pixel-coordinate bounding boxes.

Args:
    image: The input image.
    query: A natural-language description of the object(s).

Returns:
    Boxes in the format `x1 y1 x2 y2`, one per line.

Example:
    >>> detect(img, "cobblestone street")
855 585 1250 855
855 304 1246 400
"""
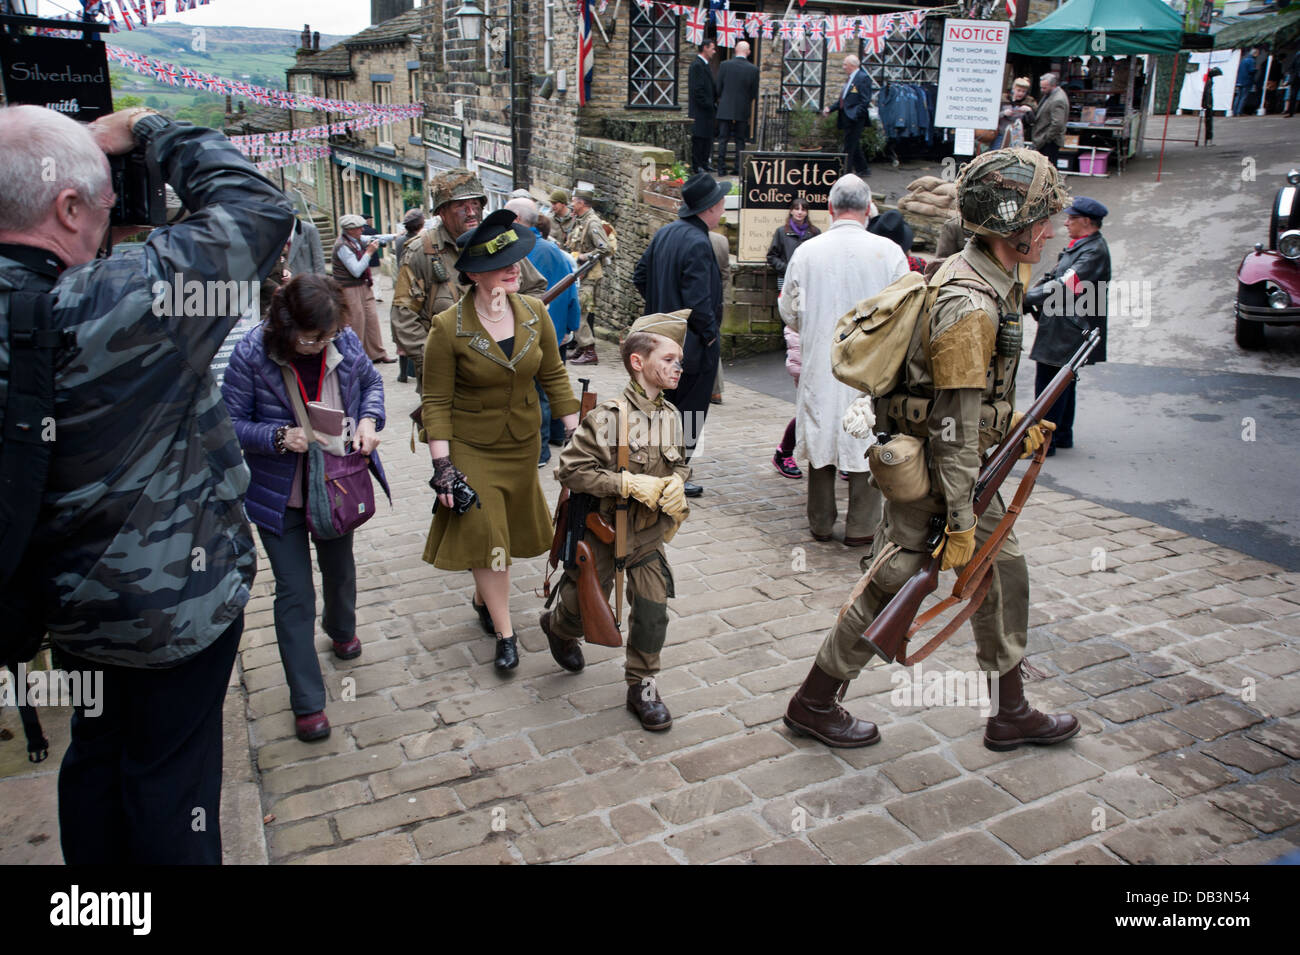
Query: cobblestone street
232 335 1300 865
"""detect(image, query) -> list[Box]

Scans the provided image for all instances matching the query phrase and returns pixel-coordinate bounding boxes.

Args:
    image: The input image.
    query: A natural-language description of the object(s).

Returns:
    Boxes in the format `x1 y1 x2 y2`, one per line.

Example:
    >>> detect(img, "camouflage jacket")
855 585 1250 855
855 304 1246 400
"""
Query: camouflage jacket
0 122 295 667
391 222 547 364
565 209 616 285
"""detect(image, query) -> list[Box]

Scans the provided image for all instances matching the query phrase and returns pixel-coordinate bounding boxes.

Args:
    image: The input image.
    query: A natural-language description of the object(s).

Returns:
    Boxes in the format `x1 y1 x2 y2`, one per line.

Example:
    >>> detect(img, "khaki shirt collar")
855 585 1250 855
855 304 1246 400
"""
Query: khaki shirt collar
961 236 1018 304
624 379 664 413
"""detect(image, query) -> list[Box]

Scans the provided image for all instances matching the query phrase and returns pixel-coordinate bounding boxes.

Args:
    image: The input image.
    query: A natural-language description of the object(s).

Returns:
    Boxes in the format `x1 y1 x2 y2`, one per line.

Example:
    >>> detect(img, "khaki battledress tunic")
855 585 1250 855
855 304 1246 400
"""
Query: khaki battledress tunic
818 237 1033 681
551 381 690 684
566 208 616 350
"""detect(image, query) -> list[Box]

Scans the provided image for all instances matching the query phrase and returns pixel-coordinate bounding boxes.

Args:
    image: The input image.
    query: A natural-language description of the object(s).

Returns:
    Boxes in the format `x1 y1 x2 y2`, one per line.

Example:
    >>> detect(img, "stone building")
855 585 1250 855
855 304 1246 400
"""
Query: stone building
420 0 952 355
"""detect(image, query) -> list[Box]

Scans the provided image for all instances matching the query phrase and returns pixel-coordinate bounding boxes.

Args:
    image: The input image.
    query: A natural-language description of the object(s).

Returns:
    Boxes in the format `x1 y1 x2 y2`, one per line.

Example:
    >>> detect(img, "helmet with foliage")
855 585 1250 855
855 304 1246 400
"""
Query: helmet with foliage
430 168 487 213
956 147 1068 239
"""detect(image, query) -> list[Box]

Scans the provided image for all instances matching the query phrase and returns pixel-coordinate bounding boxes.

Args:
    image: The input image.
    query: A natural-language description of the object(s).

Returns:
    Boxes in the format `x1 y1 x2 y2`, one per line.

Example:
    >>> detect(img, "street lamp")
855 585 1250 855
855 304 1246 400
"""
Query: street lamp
455 1 487 41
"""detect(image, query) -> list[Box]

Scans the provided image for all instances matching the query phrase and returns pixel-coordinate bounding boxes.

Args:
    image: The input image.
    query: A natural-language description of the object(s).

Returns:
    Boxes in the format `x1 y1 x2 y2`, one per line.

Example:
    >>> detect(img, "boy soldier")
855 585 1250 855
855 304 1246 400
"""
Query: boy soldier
565 188 617 366
784 148 1079 753
542 310 692 730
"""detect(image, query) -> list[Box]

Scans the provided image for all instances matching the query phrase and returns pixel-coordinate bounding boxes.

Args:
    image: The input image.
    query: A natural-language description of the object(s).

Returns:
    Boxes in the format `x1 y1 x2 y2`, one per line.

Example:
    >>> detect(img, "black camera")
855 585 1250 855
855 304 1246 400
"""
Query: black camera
109 146 167 227
429 474 480 515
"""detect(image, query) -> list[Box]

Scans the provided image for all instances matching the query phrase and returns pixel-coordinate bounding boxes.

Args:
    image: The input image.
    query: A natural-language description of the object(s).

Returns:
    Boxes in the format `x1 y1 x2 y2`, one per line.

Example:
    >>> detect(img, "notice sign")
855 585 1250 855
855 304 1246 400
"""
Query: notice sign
934 18 1009 130
738 152 842 263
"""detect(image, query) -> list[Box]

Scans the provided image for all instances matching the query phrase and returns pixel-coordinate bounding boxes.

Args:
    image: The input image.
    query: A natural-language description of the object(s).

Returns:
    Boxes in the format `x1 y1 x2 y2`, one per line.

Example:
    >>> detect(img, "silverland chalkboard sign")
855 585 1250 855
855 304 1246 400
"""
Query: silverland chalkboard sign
0 33 113 122
737 152 844 263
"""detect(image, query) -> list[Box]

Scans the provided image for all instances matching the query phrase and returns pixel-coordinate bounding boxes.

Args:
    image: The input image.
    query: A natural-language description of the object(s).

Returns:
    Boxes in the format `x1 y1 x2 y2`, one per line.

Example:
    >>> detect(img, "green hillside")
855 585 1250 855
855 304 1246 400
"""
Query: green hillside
108 23 345 128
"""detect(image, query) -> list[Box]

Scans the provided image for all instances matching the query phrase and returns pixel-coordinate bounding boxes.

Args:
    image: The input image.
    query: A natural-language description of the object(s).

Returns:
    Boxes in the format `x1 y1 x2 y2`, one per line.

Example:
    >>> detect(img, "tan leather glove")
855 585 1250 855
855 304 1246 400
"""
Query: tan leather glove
936 524 977 572
620 472 666 509
658 474 687 520
1010 411 1056 460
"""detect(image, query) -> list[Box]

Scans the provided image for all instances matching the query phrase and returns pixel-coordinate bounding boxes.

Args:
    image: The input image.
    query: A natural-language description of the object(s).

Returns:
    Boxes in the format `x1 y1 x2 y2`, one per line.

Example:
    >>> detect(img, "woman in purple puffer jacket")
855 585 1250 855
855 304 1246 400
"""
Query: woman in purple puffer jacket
222 273 389 742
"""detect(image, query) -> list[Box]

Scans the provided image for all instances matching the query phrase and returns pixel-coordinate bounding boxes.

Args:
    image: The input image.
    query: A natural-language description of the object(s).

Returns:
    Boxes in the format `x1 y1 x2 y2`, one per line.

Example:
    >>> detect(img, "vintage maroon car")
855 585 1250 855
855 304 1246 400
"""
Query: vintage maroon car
1236 168 1300 349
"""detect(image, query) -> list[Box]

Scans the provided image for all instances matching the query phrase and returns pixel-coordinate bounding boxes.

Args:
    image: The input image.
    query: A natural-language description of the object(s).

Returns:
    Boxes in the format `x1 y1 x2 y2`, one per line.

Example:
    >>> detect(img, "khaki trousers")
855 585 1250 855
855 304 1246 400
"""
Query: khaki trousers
807 466 880 541
573 279 599 349
815 492 1029 681
549 534 674 685
341 284 388 360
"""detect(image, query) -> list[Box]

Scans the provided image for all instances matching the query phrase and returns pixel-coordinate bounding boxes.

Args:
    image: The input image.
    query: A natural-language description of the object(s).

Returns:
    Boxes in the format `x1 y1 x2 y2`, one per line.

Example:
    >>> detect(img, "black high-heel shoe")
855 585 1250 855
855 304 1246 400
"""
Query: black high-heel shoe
472 595 494 636
494 633 518 671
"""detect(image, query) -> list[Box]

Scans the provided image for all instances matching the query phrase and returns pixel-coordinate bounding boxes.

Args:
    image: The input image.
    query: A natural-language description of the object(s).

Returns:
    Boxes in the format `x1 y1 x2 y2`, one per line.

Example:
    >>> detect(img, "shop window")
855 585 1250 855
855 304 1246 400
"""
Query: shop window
782 31 826 111
627 5 679 108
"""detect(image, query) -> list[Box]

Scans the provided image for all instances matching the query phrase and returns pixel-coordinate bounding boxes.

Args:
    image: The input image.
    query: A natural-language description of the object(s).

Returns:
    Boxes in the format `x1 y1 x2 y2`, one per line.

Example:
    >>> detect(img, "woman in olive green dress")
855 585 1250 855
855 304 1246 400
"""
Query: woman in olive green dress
422 209 579 671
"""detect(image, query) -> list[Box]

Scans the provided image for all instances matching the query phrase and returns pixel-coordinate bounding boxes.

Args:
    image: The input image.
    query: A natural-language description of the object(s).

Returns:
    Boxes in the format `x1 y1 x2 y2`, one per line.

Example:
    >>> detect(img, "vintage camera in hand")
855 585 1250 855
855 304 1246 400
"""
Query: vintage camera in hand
109 146 167 227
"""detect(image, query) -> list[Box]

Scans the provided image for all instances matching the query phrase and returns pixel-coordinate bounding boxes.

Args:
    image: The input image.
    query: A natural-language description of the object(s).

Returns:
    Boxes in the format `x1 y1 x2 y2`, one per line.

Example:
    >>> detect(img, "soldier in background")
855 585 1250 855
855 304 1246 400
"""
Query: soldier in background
566 188 616 366
392 168 546 391
549 189 576 246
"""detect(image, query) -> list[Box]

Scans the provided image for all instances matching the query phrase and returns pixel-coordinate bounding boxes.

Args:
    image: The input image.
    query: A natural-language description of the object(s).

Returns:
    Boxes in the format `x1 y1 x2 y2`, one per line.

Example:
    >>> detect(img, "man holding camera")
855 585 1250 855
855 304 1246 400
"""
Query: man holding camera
0 104 295 863
334 214 396 363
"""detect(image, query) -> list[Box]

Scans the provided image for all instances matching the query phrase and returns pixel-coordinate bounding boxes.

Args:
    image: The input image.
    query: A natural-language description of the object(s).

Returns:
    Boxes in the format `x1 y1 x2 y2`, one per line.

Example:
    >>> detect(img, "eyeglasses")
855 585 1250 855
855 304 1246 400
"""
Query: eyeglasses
296 331 339 347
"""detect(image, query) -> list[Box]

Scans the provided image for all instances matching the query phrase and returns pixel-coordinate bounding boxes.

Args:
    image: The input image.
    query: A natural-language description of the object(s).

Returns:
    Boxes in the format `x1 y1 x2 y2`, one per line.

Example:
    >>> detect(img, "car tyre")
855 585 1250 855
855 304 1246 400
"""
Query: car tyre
1235 283 1267 350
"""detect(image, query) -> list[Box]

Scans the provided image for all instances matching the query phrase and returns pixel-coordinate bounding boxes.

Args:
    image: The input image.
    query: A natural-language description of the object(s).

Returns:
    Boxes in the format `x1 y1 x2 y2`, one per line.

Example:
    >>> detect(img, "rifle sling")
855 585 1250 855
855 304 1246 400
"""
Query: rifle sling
896 433 1051 666
614 399 629 627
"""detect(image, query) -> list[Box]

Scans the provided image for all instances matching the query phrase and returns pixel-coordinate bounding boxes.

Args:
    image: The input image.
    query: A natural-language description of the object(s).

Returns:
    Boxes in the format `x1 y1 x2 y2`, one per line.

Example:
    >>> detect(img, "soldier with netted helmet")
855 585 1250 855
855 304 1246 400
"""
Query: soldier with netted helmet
784 147 1080 754
391 168 546 392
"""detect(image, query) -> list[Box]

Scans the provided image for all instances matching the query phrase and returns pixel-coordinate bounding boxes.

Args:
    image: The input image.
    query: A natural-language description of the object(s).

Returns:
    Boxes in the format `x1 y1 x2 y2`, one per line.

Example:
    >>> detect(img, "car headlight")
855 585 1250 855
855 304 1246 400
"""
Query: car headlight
1278 230 1300 261
1268 286 1292 309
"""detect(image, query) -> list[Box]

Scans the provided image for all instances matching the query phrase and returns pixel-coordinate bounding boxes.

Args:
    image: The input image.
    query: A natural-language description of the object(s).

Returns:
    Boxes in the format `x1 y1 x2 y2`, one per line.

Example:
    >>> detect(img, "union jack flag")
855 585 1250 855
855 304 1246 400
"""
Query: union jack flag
761 19 774 39
862 14 889 56
826 15 851 53
578 0 595 105
1005 0 1017 20
906 10 925 32
685 5 706 44
744 12 765 37
777 19 793 41
151 0 165 17
715 10 740 47
807 17 824 42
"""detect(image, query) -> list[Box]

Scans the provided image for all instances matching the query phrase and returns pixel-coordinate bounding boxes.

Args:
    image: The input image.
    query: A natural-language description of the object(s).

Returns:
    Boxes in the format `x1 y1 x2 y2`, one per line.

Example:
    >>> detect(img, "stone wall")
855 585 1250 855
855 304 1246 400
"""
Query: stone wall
722 263 783 359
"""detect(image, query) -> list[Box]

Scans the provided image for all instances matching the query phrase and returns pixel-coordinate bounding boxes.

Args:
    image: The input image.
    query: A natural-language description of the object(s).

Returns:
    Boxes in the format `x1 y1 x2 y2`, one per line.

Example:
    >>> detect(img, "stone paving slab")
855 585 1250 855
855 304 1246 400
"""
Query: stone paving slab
4 336 1299 865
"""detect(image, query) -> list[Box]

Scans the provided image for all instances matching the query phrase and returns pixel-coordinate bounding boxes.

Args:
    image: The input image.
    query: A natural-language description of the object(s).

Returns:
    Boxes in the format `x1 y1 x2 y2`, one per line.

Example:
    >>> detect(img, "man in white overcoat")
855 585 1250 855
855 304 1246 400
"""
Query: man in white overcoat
778 175 908 546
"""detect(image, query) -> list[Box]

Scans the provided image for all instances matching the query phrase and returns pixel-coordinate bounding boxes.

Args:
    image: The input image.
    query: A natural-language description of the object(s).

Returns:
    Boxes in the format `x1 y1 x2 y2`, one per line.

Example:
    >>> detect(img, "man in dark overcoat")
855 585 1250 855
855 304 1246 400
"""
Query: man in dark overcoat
688 40 719 174
633 173 727 497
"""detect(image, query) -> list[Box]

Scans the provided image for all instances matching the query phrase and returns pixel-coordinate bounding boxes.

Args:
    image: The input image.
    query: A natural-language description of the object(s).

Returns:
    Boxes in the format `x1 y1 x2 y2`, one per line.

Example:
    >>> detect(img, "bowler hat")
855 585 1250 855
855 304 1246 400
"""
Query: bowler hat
454 208 536 273
1064 197 1108 221
678 173 729 218
868 209 914 254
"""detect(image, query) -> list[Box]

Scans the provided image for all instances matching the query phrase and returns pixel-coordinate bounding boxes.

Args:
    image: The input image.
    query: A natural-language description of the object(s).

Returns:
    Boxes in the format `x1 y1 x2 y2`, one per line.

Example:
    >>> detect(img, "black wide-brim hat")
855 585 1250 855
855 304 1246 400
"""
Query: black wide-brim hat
454 208 536 273
868 209 915 254
679 172 729 218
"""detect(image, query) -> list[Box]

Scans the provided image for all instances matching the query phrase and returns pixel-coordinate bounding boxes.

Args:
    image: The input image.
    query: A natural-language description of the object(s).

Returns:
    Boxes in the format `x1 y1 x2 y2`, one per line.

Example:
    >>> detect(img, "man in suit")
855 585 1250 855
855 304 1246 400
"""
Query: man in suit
1031 72 1069 169
689 40 719 174
823 54 873 177
715 40 759 176
634 172 727 497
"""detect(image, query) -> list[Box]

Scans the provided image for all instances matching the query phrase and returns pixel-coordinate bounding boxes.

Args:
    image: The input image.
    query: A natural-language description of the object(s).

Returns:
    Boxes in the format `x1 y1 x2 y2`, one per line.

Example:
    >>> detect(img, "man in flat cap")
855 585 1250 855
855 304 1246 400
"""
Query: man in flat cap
544 310 692 730
334 213 396 362
566 188 617 366
549 189 575 247
1023 196 1110 454
392 168 546 391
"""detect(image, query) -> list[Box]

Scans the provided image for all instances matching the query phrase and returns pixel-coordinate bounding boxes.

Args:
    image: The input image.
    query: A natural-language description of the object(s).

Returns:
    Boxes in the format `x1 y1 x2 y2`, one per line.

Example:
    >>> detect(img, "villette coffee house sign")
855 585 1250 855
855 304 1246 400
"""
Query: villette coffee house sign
738 153 844 263
0 31 114 121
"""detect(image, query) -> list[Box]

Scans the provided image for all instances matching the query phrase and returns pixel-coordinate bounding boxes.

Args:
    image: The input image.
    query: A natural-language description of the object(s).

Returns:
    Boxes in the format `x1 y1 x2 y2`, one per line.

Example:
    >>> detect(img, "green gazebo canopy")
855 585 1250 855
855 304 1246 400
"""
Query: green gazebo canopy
1008 0 1185 57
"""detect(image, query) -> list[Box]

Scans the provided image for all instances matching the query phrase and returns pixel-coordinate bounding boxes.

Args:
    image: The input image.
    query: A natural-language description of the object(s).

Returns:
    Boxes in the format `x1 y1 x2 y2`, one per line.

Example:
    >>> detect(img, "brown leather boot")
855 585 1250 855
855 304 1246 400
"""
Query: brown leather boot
984 663 1080 752
783 663 880 748
569 345 598 366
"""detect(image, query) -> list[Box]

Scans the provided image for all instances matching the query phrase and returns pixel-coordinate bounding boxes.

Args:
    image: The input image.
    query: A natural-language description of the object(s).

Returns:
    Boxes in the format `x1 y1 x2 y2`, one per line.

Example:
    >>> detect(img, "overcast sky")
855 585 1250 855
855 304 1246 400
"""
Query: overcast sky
36 0 384 38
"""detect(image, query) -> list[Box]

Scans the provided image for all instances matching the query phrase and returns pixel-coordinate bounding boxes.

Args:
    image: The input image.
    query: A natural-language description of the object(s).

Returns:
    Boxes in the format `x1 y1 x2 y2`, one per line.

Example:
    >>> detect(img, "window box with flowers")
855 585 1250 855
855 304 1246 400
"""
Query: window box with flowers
641 160 690 211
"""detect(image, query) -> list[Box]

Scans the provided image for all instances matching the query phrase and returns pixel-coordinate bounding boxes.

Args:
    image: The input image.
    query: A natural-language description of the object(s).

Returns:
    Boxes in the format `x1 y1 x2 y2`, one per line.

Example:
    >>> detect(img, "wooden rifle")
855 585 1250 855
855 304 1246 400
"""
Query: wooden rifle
860 328 1101 666
541 250 607 306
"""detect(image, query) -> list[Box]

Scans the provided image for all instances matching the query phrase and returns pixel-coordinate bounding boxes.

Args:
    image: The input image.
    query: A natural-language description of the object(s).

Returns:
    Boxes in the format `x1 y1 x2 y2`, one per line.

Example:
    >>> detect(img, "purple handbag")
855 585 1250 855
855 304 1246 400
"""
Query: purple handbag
281 366 376 541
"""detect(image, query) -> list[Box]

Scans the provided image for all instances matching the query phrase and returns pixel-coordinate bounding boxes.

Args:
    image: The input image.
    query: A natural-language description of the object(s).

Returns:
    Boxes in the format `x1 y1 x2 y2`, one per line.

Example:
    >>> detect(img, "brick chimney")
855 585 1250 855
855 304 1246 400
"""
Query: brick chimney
371 0 413 25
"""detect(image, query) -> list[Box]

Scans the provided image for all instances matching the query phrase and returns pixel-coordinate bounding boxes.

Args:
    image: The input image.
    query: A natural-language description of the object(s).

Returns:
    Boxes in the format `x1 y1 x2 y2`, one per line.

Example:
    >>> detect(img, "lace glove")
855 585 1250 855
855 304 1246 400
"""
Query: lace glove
431 456 466 495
